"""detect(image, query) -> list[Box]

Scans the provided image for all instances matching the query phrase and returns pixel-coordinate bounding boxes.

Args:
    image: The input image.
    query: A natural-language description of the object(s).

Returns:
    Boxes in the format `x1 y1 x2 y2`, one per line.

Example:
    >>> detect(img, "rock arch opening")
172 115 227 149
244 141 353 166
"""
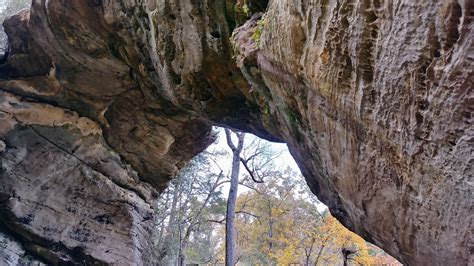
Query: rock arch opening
145 127 401 265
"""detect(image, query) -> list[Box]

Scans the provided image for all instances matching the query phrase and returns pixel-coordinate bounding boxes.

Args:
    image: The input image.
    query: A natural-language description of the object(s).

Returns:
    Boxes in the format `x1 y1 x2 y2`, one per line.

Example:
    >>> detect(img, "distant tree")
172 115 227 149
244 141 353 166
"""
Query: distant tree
224 128 244 266
147 128 399 266
223 128 281 265
146 151 227 265
221 175 378 266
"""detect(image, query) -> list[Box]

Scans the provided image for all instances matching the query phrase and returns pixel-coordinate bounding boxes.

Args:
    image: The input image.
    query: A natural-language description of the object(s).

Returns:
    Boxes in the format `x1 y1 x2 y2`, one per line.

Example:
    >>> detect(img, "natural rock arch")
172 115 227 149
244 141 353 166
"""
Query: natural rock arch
0 1 472 265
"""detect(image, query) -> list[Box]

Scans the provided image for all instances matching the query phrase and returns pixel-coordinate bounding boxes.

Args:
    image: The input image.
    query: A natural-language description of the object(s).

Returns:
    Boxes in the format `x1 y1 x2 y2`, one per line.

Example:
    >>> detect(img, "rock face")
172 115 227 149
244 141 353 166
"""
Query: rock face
0 231 46 265
0 0 472 265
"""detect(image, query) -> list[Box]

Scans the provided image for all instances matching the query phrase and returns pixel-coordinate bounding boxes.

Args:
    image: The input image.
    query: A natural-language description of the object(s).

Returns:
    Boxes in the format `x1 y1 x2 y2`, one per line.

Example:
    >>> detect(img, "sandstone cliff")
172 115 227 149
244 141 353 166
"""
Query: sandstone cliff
0 0 472 265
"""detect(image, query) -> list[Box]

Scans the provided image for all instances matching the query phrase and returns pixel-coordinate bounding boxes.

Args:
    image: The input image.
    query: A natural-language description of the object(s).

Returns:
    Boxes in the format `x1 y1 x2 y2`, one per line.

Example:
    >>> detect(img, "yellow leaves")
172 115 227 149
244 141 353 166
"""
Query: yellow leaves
275 244 298 265
319 215 376 266
216 181 394 265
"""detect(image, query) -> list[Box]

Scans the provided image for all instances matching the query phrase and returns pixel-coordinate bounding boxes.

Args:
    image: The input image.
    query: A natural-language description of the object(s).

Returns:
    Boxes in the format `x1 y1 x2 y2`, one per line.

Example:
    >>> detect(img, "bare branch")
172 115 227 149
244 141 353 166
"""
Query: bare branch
242 150 264 163
224 128 236 151
236 131 245 151
206 211 261 225
207 153 226 174
206 218 226 224
235 210 260 220
217 179 263 194
240 157 264 183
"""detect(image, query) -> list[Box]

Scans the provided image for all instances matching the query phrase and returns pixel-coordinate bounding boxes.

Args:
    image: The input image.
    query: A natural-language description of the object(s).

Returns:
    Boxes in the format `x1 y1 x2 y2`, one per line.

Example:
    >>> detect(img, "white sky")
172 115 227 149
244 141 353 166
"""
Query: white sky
208 127 328 213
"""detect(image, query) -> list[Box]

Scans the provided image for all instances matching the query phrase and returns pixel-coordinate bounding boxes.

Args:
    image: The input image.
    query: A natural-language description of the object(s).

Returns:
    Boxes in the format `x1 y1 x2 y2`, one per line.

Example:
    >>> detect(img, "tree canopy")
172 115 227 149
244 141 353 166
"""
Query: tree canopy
146 129 400 265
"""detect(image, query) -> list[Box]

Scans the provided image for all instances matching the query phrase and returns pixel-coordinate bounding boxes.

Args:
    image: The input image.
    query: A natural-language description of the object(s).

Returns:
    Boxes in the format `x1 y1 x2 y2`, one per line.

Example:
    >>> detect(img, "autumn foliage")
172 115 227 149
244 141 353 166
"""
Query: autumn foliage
224 179 390 265
148 132 400 265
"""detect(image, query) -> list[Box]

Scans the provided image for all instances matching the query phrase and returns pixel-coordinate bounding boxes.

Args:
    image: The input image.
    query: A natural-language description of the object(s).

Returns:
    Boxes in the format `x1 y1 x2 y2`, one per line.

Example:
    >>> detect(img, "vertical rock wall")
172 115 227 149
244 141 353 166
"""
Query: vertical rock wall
233 1 473 264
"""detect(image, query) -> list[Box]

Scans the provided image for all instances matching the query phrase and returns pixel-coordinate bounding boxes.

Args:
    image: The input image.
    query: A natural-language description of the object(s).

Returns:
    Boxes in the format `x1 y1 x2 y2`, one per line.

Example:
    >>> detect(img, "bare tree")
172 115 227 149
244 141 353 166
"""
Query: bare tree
224 128 245 266
223 128 283 265
147 151 226 265
150 128 281 265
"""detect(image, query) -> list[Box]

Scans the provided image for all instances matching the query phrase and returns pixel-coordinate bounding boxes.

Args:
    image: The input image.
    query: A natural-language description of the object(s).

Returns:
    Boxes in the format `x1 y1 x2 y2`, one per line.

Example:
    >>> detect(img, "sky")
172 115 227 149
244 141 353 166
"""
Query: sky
208 127 328 213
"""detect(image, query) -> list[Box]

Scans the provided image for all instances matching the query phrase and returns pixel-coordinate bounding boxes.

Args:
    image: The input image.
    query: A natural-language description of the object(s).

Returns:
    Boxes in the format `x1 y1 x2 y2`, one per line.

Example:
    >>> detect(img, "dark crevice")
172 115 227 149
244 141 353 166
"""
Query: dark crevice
0 212 105 265
443 2 462 51
0 222 49 265
225 0 269 30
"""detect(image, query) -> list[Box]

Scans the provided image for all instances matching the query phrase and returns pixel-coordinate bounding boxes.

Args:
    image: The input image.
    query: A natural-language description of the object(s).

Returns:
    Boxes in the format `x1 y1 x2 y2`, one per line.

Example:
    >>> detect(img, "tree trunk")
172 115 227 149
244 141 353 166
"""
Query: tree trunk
342 248 355 266
314 237 329 266
161 181 181 265
304 238 315 266
224 129 245 266
267 200 273 252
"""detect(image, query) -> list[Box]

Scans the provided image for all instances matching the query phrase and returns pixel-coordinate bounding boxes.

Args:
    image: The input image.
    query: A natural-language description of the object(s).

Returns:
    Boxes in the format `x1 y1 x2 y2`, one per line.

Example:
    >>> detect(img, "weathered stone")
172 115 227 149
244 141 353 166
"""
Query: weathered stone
248 2 473 265
0 140 5 153
0 0 472 265
0 231 45 266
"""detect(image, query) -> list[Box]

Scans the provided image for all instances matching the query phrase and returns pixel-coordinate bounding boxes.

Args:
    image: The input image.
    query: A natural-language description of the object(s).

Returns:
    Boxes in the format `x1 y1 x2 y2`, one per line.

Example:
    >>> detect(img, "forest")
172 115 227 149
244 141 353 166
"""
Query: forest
145 129 400 265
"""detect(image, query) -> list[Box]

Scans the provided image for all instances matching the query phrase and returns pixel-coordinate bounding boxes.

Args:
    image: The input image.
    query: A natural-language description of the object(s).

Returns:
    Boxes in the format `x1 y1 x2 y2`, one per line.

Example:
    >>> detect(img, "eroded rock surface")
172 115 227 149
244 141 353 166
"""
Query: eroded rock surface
233 1 473 265
0 0 472 265
0 231 45 265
